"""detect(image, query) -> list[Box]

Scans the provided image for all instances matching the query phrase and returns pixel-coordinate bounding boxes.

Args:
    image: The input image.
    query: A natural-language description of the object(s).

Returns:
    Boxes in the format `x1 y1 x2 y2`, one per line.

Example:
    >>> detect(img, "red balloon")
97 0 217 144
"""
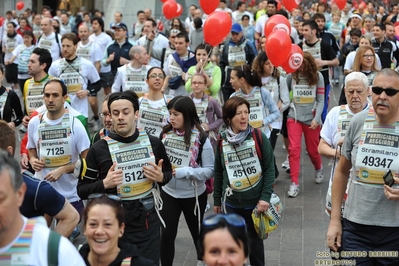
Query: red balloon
0 17 4 27
264 14 291 37
395 25 399 38
282 0 300 12
281 44 304 74
16 1 24 10
276 0 282 10
333 0 347 10
204 11 232 46
200 0 220 15
176 4 183 17
162 0 178 20
265 31 292 67
160 0 167 2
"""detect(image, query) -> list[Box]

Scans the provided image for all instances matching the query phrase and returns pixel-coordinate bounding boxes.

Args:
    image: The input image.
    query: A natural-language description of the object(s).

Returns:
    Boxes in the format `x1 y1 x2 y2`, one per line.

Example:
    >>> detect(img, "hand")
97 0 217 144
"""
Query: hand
196 60 203 72
20 153 29 169
30 157 46 172
44 167 64 182
4 60 9 65
201 123 209 132
146 31 155 41
143 159 164 183
76 89 88 99
384 177 399 200
326 219 342 252
182 72 186 81
314 59 324 68
103 163 123 189
108 52 115 63
277 101 282 111
257 200 270 213
309 120 319 130
7 122 15 129
214 206 222 214
22 115 30 127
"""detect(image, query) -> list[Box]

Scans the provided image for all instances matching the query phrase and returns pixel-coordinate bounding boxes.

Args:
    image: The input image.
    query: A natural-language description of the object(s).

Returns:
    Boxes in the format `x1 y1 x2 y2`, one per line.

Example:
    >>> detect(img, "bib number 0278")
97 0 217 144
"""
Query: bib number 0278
168 155 182 166
362 156 393 168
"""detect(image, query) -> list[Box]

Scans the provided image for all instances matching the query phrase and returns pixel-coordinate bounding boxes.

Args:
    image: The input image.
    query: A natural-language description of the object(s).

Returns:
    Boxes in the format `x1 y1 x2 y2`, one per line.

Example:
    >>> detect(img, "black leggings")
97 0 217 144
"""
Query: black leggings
269 128 280 178
160 189 207 265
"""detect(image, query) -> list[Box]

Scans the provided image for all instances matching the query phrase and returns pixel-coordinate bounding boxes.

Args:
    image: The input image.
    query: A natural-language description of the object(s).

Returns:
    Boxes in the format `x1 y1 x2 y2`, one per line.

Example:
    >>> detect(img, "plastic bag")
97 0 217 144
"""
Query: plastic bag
252 193 283 239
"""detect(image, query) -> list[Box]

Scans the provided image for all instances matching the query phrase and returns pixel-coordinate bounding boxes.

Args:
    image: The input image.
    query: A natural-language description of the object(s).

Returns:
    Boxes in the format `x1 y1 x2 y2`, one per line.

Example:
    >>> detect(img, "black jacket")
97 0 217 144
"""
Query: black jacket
105 39 134 75
79 239 156 266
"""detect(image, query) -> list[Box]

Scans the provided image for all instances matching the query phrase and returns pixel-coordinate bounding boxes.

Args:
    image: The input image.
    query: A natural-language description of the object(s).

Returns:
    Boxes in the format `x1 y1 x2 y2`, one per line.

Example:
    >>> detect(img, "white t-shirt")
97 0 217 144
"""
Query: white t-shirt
2 34 23 61
215 7 233 13
255 15 268 36
12 44 35 79
163 52 193 97
77 41 103 65
232 11 254 24
0 216 85 266
137 34 170 67
36 32 63 61
112 64 152 93
344 50 382 71
27 111 90 202
48 57 100 117
89 32 112 73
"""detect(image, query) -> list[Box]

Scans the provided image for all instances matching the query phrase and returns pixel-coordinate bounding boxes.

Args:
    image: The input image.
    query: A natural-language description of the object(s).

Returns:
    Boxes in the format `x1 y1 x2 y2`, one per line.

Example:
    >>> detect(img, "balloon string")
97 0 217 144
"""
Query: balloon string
199 45 213 73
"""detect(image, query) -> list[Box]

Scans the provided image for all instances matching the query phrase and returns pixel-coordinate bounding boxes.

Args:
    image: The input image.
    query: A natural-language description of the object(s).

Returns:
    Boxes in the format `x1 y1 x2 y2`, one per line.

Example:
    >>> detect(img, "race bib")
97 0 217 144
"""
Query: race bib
107 131 155 199
125 67 147 97
223 139 262 191
162 131 197 169
26 82 46 115
228 46 246 67
292 84 316 104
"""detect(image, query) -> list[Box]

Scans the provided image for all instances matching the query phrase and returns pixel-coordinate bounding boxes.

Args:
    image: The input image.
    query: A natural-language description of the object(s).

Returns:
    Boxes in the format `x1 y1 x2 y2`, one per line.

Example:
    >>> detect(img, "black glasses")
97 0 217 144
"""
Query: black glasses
203 214 246 227
88 193 121 202
98 112 111 118
371 86 399 96
362 54 375 58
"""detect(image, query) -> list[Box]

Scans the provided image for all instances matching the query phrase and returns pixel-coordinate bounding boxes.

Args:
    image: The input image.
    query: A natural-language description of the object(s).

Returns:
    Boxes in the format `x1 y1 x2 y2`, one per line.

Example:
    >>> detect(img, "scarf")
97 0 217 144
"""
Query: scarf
226 126 252 145
172 128 201 168
7 32 17 38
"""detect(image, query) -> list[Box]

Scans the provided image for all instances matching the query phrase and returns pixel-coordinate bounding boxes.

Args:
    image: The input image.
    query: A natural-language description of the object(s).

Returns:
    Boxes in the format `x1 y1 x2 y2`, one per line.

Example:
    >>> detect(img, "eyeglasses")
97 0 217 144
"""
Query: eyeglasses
371 86 399 96
203 214 246 227
362 54 375 58
88 193 121 202
149 74 165 79
192 81 205 85
99 112 111 118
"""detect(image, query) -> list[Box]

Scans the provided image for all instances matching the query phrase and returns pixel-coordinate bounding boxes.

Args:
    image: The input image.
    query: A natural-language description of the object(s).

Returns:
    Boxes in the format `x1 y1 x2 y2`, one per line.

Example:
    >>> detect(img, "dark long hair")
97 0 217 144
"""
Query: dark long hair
232 65 262 88
161 96 205 145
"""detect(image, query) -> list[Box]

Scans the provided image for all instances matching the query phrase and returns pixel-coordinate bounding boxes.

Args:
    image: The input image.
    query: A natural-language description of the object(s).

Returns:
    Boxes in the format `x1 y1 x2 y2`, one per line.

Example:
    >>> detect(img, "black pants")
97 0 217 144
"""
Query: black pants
341 219 399 266
225 205 265 266
122 199 161 266
160 189 207 265
5 63 18 84
269 128 280 178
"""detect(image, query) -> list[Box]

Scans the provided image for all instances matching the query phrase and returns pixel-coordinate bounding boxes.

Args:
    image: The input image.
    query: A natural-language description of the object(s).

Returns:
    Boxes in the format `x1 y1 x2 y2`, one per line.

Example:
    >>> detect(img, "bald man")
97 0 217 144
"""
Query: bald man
37 17 63 60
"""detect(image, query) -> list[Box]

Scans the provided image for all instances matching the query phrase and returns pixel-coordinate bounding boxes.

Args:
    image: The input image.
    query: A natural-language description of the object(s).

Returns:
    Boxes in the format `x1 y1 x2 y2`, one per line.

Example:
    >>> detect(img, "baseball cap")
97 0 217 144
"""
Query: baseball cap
351 13 362 20
112 22 128 31
231 23 243 33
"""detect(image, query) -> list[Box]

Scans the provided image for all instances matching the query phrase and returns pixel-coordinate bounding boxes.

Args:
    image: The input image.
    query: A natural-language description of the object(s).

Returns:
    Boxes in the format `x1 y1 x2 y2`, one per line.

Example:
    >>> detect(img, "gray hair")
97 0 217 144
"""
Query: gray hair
374 68 399 82
129 45 145 60
0 150 23 191
345 71 369 89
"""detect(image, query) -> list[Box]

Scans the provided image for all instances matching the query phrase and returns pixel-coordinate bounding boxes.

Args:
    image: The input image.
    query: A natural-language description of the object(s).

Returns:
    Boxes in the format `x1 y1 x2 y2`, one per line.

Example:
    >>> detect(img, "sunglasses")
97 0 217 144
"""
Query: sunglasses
203 214 246 227
371 86 399 97
88 193 121 202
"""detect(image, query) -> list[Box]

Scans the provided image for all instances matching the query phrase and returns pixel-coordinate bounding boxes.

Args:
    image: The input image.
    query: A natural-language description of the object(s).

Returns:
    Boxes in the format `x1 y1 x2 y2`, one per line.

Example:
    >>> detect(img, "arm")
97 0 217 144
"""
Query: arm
213 138 224 209
278 77 291 112
101 42 113 66
10 90 23 126
111 68 124 93
150 136 173 185
318 139 338 159
262 88 280 125
51 200 79 237
313 73 325 125
174 139 214 181
259 133 275 204
327 155 352 252
208 65 222 96
207 99 224 131
185 66 195 93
